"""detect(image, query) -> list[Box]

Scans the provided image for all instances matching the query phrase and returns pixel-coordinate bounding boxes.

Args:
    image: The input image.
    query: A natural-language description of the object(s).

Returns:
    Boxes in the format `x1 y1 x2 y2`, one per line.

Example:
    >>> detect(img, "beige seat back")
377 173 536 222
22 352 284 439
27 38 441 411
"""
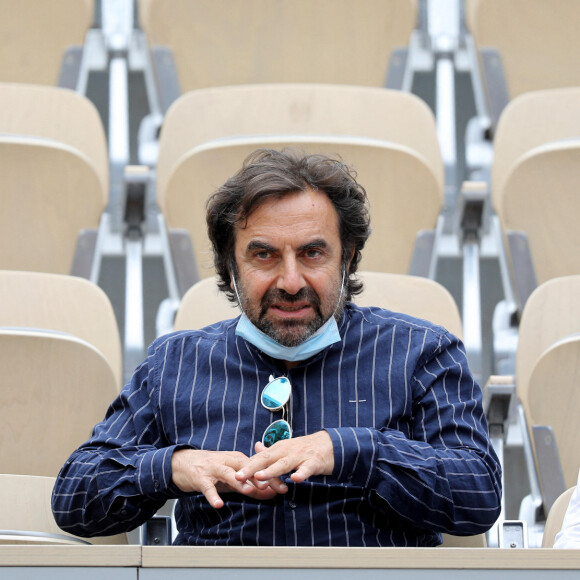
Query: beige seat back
0 83 109 193
161 137 442 279
0 270 122 388
174 272 461 336
525 335 580 490
157 84 443 204
516 276 580 407
353 272 462 339
139 0 417 91
543 486 577 548
491 87 580 198
0 137 106 275
0 474 127 545
0 329 118 477
493 141 580 285
173 277 239 330
0 0 93 85
466 0 580 99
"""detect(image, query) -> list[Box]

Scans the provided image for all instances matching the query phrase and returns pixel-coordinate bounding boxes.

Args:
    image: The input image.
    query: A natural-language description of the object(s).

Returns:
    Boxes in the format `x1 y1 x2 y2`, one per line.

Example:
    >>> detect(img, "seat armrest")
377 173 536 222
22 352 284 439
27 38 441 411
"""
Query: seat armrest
483 374 515 439
408 229 435 278
506 230 538 313
479 47 510 137
532 425 567 516
150 46 182 114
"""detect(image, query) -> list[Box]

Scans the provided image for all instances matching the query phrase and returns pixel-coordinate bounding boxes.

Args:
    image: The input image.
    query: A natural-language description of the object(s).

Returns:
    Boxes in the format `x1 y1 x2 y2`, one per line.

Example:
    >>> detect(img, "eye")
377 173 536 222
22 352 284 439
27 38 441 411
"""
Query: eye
254 250 272 260
304 248 322 259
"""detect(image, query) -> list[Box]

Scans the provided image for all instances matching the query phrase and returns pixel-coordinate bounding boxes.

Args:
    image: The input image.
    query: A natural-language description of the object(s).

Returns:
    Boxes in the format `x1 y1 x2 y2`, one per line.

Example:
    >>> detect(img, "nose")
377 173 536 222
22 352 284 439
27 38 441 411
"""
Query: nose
276 255 306 295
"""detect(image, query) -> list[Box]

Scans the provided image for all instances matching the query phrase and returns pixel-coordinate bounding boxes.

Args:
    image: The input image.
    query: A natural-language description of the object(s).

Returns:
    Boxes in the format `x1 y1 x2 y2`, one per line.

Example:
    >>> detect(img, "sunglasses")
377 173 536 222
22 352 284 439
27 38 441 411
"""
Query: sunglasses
261 375 292 448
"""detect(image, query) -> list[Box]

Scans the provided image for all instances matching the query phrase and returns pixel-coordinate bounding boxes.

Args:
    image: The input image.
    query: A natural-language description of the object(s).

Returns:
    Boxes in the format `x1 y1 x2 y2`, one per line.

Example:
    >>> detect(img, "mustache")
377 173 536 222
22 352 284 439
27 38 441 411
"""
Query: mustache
259 287 321 318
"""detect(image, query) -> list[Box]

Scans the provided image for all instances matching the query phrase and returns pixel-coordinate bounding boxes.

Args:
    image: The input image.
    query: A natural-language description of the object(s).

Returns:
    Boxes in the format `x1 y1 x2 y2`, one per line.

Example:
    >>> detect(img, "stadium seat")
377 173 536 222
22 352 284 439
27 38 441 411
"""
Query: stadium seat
485 276 580 535
0 328 119 478
465 0 580 128
0 474 127 545
0 83 109 281
138 0 417 108
491 87 580 202
464 88 580 379
526 335 580 494
493 139 580 315
0 270 123 389
0 0 94 88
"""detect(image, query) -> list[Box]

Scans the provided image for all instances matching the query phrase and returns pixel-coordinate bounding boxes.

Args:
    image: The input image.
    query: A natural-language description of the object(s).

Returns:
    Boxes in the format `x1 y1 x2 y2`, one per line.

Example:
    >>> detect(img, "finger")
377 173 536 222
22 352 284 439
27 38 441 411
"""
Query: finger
235 446 287 482
198 477 225 509
239 480 278 501
263 476 288 494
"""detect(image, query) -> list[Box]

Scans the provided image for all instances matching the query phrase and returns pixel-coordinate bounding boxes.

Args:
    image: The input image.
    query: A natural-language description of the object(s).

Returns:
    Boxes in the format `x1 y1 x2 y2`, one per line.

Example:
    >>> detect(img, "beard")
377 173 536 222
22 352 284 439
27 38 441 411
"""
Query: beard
236 274 346 347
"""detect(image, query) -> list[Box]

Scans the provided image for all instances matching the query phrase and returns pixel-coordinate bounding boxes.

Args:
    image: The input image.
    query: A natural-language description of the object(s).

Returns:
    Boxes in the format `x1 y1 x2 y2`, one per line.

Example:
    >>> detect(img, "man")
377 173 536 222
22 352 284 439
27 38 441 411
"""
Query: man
52 149 502 546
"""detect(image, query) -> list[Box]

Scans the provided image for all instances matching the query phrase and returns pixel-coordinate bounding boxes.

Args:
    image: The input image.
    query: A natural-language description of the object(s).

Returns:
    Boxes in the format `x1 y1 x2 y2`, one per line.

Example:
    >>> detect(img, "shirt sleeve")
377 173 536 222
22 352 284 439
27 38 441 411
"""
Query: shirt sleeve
553 471 580 549
325 331 502 536
51 340 187 538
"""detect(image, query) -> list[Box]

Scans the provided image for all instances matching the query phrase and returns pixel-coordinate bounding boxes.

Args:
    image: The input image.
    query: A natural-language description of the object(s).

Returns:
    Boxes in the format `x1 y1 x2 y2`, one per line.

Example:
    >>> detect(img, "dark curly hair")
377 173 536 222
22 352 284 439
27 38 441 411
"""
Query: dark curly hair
206 148 371 303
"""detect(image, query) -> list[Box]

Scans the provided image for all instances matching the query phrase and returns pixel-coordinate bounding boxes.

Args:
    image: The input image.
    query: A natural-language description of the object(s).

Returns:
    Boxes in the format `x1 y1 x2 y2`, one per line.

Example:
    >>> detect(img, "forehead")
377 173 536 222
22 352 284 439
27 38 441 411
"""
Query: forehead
235 188 340 247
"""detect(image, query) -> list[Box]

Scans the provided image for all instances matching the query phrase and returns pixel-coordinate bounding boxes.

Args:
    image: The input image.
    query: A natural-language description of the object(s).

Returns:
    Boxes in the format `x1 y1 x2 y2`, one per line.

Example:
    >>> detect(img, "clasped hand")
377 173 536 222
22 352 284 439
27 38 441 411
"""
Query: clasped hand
171 431 334 508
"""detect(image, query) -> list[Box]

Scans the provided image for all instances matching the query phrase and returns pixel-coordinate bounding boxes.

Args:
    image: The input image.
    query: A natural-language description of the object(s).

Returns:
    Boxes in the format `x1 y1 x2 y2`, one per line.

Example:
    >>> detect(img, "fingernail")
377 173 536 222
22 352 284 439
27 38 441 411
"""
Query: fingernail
279 483 288 491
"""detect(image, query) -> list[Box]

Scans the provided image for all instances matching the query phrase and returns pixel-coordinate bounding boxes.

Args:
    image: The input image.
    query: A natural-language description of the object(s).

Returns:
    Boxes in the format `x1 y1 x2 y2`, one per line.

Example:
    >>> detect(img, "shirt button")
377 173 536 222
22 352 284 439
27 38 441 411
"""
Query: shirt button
120 509 128 516
153 480 160 489
288 502 297 509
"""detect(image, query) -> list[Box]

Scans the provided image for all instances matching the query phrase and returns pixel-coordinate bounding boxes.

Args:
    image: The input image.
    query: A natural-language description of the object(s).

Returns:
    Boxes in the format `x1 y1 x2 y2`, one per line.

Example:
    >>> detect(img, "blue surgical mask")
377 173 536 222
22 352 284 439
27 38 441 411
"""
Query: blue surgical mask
235 312 342 362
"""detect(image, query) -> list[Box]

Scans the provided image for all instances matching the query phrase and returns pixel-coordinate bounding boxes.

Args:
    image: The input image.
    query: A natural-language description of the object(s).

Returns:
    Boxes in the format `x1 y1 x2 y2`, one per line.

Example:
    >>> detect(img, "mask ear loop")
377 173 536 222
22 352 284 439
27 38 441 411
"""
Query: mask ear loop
330 267 347 320
229 259 245 314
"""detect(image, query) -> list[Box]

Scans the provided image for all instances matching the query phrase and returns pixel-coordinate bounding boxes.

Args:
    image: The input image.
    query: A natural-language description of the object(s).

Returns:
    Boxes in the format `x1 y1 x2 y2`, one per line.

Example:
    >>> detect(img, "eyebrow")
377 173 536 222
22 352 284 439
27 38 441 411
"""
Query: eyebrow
246 239 328 253
246 241 277 253
299 239 328 252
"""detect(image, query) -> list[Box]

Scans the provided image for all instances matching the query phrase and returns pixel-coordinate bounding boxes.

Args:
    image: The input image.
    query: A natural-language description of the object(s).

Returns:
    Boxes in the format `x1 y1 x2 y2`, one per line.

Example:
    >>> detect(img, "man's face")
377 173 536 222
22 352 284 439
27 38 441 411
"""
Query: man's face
233 188 345 347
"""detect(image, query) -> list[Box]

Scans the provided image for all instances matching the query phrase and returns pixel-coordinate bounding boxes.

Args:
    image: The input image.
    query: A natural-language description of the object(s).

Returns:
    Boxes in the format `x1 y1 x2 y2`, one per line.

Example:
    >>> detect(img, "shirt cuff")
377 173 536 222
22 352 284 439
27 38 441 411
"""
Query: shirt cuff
325 427 377 487
136 445 190 499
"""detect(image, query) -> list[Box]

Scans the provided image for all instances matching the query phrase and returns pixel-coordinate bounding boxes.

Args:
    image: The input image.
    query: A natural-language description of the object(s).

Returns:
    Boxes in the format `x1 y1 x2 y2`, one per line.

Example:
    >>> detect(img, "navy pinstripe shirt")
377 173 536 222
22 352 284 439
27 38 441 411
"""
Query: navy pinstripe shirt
52 304 501 546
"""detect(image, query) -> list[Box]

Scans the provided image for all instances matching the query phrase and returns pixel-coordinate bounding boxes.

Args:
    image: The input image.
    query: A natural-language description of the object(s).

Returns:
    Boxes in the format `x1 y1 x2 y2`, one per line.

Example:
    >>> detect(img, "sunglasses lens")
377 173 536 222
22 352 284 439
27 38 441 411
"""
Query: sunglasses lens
261 377 291 410
262 419 292 448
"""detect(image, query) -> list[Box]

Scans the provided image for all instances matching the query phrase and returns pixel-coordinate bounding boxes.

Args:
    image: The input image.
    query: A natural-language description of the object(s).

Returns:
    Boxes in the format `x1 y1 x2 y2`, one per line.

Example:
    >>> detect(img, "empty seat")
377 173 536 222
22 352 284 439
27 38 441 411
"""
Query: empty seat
0 329 119 477
485 89 580 376
139 0 417 96
466 0 580 101
0 270 122 388
491 87 580 201
526 335 580 493
0 474 127 545
0 0 94 86
493 139 580 310
0 83 109 279
156 84 442 205
485 276 580 531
